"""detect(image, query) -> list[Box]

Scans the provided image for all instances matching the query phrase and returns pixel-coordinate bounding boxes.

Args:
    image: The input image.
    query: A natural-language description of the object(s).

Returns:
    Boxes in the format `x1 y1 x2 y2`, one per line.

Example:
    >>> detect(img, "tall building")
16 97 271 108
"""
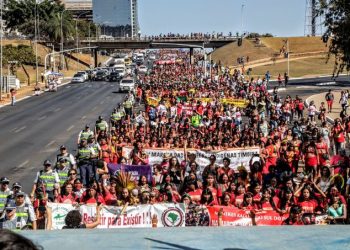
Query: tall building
61 0 93 20
92 0 139 38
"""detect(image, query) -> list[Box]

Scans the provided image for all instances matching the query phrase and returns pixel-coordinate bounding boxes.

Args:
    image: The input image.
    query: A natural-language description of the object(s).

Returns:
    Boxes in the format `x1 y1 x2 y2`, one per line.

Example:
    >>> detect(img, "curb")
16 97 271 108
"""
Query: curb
0 78 72 109
267 87 286 93
305 92 335 124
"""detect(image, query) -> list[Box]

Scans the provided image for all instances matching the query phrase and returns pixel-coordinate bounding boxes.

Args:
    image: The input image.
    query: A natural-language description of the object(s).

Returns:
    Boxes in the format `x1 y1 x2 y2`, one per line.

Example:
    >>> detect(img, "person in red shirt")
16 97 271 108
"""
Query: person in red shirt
297 187 318 214
240 192 257 211
200 188 218 206
303 141 319 181
56 183 79 204
258 188 277 211
282 205 305 225
264 138 279 175
332 119 346 155
80 187 105 205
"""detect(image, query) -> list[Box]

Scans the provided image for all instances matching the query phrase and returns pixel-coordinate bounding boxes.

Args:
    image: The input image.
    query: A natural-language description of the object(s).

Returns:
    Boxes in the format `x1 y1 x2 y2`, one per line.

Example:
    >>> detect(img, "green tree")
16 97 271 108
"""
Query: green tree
4 0 74 43
317 0 350 75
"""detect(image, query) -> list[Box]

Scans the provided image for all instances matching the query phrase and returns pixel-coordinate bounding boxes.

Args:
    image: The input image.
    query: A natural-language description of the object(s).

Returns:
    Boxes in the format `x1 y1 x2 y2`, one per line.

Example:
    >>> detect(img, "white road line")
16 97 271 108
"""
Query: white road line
46 140 56 147
66 125 75 132
38 115 47 121
81 115 87 120
14 126 26 133
66 86 71 88
92 107 97 111
17 160 29 169
54 108 61 112
100 100 105 105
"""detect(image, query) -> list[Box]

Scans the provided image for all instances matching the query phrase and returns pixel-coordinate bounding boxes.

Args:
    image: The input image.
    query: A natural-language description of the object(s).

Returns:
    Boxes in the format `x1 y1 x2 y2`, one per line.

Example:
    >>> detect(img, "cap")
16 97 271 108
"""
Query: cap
16 191 25 197
0 177 9 184
85 124 90 128
44 160 52 166
60 145 66 150
12 182 22 188
59 158 67 163
5 201 16 210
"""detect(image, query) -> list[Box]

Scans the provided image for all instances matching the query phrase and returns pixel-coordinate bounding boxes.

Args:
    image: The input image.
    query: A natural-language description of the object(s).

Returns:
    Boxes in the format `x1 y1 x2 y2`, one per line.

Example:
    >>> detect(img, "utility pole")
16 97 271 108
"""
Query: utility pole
34 1 39 85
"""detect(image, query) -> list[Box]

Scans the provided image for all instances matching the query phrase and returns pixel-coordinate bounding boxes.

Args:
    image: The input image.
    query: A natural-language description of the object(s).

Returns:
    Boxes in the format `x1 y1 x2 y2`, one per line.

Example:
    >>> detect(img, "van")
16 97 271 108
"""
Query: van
119 78 135 92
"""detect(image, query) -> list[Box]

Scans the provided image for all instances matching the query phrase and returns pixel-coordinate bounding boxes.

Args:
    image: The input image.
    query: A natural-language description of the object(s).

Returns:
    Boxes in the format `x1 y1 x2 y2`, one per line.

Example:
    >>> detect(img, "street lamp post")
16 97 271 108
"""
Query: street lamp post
60 9 67 70
75 12 89 71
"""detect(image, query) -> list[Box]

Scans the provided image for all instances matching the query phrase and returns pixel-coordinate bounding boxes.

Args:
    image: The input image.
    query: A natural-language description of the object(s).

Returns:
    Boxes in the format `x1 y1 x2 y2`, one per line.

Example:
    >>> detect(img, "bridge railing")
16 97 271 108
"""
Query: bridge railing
81 36 238 43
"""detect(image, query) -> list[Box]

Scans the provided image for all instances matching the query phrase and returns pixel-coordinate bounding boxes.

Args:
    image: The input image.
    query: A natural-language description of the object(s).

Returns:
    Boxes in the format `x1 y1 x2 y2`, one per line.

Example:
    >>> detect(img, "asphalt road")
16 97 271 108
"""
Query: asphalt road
0 80 125 191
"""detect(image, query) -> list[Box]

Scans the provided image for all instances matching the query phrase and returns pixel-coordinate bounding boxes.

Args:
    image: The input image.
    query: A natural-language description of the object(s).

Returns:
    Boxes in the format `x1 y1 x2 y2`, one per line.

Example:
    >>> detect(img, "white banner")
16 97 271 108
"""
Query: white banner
123 147 260 171
48 203 75 230
49 203 186 229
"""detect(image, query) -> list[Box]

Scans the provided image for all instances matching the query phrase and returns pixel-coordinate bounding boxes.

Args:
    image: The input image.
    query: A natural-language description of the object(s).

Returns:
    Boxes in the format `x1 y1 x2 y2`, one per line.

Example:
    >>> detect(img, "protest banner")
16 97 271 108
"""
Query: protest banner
107 164 152 182
220 98 249 108
206 206 253 226
123 147 260 172
253 211 289 226
80 203 186 229
49 203 185 229
48 203 75 230
147 97 161 107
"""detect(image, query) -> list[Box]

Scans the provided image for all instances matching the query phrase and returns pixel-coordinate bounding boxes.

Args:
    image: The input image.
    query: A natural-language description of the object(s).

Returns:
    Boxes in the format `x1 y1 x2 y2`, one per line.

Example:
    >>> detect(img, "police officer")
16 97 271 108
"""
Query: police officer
76 139 96 187
31 160 60 201
77 124 94 144
95 116 108 133
0 177 12 217
0 201 17 230
56 145 77 169
123 98 133 119
110 108 122 127
54 158 71 187
14 192 37 230
7 182 31 206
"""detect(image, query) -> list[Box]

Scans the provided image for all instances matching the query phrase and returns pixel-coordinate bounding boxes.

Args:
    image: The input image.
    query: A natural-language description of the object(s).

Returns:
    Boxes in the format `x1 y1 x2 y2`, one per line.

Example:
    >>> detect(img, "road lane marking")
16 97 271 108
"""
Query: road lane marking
92 107 97 111
46 140 56 147
14 126 26 133
17 160 29 169
38 115 47 121
81 115 87 120
54 108 61 112
66 86 71 88
100 100 105 105
66 125 75 131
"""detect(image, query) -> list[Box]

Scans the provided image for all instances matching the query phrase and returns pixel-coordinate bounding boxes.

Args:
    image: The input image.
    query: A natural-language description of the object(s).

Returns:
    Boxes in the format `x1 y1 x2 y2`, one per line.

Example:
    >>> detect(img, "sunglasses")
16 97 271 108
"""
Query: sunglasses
1 182 9 185
6 209 15 213
16 196 24 198
69 173 76 176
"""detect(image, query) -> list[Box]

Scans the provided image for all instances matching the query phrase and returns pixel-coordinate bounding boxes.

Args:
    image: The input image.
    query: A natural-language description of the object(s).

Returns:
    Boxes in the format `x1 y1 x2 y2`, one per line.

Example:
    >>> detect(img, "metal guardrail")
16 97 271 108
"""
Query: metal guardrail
81 36 239 43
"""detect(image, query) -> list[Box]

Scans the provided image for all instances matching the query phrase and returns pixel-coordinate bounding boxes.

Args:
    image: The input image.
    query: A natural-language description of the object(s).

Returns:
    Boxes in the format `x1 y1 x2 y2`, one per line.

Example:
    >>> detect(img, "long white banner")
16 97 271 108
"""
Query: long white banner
48 203 186 229
123 147 260 171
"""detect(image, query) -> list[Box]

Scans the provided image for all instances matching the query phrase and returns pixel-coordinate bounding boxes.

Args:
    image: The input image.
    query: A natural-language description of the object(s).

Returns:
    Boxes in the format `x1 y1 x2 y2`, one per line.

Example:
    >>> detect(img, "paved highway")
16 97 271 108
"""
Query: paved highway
0 80 124 191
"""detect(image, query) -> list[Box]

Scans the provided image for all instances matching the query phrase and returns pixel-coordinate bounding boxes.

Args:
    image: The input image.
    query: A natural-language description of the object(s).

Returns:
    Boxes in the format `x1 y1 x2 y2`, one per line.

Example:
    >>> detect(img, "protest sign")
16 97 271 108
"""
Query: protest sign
123 147 260 171
107 164 152 182
48 203 75 230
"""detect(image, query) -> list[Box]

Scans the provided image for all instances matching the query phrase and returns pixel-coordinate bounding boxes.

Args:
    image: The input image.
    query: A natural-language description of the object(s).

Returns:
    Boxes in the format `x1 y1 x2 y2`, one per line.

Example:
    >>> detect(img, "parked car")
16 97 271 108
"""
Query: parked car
94 70 108 81
71 73 85 83
109 72 121 82
77 71 88 81
119 78 135 92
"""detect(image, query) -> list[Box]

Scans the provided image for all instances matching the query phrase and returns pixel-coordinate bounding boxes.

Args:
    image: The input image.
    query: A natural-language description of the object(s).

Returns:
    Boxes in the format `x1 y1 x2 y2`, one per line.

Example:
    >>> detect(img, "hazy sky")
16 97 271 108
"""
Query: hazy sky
138 0 314 37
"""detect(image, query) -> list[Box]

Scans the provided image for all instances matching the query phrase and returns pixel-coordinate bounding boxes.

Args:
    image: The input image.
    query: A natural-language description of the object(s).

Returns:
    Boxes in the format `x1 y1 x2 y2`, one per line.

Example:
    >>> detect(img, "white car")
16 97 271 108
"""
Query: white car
71 74 85 83
149 54 156 60
138 66 148 74
77 71 88 81
119 78 135 92
114 66 125 77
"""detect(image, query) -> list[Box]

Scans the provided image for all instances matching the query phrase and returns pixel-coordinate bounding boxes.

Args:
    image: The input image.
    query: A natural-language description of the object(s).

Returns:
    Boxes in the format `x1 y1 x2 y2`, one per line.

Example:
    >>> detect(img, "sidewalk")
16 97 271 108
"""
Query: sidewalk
305 90 342 122
0 78 72 108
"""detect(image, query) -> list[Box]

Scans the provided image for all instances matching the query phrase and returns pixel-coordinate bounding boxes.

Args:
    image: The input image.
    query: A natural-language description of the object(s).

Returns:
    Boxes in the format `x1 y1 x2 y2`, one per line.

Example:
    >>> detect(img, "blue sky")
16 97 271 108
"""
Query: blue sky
138 0 309 37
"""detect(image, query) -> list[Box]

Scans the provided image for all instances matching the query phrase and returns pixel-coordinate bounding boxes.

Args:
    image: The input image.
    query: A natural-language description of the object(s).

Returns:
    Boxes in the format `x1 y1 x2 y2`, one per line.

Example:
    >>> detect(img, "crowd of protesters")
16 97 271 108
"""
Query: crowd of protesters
1 49 350 230
143 32 233 41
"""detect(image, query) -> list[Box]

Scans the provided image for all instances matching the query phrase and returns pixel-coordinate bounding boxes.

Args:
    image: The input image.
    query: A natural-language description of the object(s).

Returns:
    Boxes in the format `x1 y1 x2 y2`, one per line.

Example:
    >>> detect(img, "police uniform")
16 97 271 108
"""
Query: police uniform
123 100 133 116
54 165 70 186
77 146 95 186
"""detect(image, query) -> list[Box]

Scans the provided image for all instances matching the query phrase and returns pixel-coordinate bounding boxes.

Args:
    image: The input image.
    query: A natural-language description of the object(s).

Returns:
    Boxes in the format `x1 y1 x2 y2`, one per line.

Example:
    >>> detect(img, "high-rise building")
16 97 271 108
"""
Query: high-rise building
92 0 139 38
61 0 93 20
